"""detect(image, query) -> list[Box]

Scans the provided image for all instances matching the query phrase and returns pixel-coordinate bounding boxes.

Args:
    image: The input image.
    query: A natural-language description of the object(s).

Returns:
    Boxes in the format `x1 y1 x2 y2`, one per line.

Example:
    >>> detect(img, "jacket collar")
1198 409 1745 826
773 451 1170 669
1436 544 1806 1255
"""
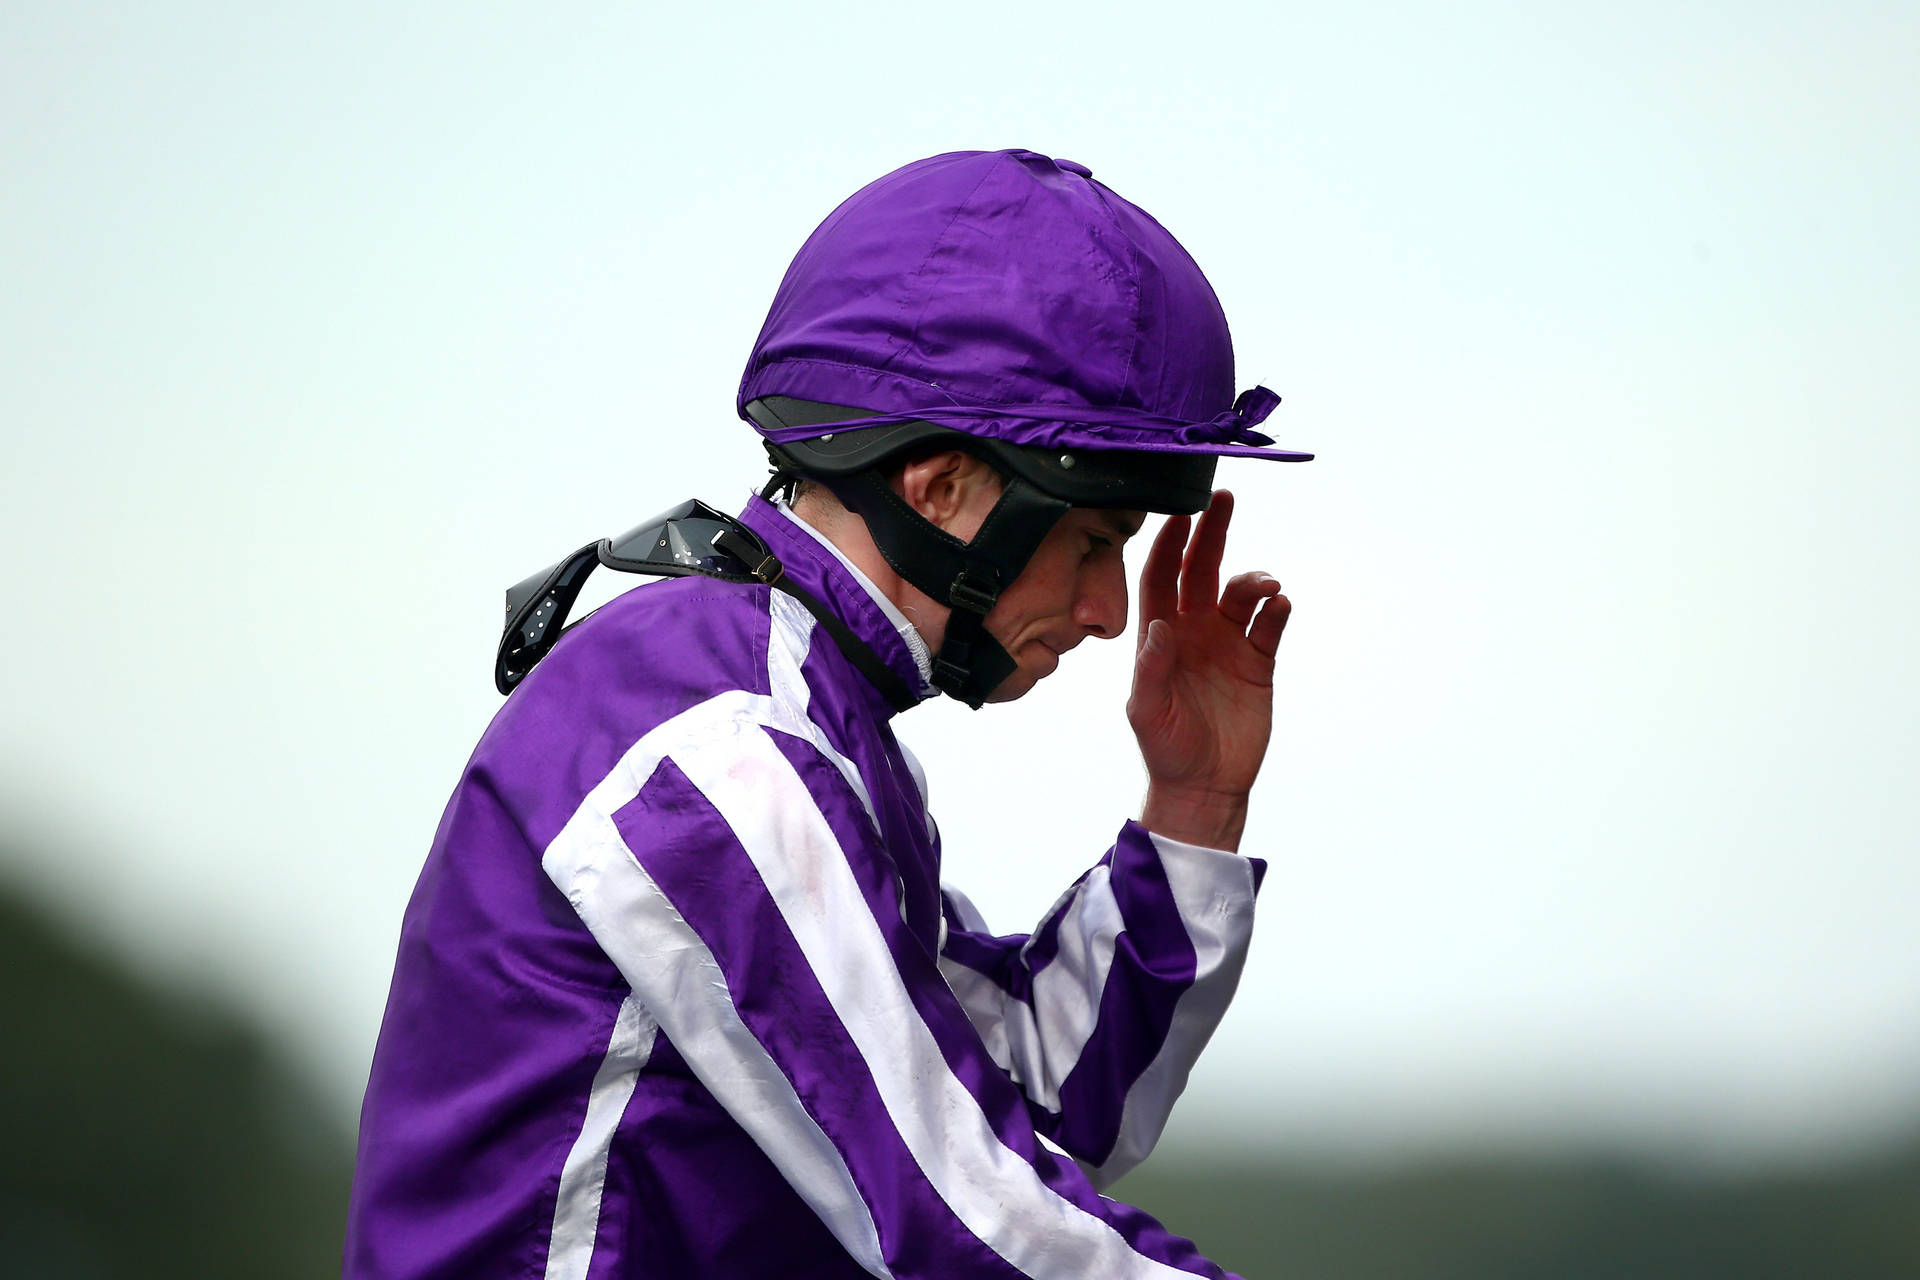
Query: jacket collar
737 494 936 713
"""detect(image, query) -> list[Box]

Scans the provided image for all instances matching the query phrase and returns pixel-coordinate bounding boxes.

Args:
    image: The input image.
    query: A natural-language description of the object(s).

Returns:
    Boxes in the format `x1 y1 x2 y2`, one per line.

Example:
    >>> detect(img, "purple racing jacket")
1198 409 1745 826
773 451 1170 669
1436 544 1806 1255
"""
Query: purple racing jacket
344 495 1267 1279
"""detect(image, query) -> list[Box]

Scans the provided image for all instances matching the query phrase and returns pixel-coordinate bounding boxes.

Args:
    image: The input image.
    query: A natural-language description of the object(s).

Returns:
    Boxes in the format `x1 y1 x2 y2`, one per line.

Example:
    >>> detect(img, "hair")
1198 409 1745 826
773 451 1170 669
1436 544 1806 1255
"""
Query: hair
789 476 838 517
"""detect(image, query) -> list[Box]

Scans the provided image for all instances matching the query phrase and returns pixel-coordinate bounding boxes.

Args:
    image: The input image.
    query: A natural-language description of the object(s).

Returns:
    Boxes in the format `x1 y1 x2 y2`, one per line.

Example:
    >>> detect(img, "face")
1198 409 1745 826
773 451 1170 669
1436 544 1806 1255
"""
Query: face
979 506 1144 702
896 450 1144 701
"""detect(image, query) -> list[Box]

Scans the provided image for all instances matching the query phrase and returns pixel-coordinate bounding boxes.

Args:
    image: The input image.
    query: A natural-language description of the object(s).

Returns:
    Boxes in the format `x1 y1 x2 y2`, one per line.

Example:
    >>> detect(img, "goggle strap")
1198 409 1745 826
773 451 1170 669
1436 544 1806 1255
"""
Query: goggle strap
494 504 920 713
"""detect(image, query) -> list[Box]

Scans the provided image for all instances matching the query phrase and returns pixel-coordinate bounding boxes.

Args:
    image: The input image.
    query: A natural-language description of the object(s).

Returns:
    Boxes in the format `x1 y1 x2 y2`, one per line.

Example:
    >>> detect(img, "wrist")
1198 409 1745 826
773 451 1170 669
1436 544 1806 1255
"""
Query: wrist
1140 784 1250 853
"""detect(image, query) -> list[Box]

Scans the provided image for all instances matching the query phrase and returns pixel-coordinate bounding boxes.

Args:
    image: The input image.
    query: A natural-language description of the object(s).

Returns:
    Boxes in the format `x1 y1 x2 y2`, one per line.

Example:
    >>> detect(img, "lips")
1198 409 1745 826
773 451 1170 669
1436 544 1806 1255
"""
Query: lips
1028 635 1077 676
1044 632 1085 658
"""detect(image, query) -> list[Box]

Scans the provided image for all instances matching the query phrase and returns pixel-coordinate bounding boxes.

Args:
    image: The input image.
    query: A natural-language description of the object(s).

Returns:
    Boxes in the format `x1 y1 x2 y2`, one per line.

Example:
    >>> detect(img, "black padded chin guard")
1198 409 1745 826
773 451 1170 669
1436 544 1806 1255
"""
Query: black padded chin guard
810 465 1068 709
931 609 1019 708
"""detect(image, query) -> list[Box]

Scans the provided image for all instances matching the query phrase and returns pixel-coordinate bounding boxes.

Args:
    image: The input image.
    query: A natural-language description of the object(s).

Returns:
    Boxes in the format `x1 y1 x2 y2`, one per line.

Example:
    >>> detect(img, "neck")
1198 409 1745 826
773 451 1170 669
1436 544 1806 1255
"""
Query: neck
789 497 950 651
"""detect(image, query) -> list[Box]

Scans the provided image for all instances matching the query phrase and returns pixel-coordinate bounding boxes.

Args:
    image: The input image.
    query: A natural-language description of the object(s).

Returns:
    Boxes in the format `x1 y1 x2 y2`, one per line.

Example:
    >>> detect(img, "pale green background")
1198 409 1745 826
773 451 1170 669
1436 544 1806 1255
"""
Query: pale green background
4 0 1915 1171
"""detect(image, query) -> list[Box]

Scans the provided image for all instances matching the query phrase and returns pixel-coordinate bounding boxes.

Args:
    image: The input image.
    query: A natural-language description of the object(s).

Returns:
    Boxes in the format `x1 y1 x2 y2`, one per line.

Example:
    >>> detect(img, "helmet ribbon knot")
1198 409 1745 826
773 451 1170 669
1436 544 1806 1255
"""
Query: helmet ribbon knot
1173 385 1281 447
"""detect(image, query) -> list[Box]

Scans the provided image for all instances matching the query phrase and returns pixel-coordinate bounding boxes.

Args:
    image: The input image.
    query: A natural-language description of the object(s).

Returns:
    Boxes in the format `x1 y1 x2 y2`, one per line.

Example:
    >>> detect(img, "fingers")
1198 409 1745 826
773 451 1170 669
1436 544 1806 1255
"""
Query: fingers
1137 514 1188 643
1248 592 1292 659
1177 491 1233 613
1219 571 1281 630
1149 492 1283 651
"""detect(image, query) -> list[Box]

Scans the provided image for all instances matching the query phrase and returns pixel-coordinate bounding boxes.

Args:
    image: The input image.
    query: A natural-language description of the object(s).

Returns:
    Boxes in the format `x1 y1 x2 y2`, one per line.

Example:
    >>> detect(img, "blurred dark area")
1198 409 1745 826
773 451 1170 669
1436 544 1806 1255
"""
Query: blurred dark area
0 871 351 1278
1119 1145 1920 1279
2 864 1914 1278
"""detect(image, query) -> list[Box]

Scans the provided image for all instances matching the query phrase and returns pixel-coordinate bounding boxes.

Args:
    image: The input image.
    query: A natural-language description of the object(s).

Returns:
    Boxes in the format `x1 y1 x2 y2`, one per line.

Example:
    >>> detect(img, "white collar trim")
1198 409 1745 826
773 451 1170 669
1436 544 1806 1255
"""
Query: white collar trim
771 496 935 690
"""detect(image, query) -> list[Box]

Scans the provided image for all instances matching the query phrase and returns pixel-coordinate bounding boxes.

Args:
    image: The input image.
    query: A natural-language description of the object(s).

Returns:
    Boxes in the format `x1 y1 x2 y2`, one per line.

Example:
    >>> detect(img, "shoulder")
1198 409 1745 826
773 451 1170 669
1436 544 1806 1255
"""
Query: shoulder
465 574 884 847
470 576 778 797
524 575 775 716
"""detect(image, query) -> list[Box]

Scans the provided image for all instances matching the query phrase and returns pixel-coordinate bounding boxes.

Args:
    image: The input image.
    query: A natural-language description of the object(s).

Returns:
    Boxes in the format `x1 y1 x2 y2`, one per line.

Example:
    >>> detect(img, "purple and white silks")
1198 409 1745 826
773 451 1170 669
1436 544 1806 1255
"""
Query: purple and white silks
343 495 1266 1279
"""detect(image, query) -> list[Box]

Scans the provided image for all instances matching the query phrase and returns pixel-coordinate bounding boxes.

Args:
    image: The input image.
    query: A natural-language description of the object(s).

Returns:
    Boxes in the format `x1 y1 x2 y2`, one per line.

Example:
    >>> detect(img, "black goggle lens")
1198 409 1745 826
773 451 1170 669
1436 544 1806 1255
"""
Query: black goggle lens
600 500 768 577
497 500 782 695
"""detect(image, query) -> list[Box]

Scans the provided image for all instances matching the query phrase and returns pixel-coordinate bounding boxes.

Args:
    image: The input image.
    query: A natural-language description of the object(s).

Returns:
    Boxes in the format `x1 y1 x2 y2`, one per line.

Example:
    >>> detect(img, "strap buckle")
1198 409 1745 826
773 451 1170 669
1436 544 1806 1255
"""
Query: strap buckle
948 568 999 616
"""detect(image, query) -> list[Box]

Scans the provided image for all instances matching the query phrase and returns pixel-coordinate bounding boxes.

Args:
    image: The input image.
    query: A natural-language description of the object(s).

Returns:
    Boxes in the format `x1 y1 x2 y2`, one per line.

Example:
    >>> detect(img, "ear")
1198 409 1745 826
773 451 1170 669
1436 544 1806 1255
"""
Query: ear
894 450 1003 538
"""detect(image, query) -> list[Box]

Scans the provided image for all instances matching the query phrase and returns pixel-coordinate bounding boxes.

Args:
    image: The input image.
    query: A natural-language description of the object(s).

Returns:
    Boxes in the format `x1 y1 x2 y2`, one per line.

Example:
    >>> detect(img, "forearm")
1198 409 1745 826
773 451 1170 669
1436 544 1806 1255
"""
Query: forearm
940 822 1263 1185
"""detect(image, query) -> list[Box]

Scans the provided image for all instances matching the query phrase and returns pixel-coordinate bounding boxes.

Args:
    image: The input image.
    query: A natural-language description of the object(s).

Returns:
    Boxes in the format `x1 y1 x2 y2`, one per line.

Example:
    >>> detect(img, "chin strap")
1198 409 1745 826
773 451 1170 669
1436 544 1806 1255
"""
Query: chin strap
823 468 1069 709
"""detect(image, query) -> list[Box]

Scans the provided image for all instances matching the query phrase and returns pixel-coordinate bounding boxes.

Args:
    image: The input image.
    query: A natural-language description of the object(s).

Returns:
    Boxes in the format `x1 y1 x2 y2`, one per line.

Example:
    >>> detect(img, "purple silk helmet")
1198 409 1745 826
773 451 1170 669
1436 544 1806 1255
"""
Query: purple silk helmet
739 148 1310 470
738 149 1311 706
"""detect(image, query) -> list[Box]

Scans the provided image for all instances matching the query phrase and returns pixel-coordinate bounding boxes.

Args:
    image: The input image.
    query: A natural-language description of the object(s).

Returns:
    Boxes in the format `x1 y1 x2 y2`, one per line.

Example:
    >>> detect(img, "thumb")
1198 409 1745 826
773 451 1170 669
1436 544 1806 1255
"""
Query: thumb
1131 618 1177 710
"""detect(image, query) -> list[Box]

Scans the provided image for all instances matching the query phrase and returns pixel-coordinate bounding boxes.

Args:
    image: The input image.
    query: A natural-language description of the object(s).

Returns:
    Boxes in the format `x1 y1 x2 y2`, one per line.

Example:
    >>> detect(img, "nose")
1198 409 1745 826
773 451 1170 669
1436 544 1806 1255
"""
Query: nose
1073 557 1129 639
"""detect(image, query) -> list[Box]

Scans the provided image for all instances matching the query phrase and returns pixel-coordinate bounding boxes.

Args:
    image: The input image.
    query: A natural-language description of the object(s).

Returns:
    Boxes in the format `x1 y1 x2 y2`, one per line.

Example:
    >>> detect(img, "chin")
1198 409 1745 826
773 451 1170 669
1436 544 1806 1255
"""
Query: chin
981 638 1058 704
984 668 1043 704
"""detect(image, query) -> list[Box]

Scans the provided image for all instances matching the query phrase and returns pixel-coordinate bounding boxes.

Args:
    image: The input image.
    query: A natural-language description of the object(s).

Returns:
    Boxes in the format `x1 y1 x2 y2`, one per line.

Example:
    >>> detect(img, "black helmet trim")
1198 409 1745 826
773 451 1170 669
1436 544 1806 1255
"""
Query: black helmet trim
745 396 1217 515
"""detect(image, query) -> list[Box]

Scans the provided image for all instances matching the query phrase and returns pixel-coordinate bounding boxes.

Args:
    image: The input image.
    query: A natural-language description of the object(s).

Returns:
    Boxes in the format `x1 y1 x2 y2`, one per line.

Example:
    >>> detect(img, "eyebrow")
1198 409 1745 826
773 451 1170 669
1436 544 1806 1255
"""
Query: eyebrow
1098 509 1147 538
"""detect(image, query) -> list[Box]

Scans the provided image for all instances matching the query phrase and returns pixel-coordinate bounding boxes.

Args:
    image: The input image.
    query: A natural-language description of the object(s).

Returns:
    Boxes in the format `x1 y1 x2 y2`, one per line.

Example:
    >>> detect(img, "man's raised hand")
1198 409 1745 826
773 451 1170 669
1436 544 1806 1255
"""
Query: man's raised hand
1128 491 1291 852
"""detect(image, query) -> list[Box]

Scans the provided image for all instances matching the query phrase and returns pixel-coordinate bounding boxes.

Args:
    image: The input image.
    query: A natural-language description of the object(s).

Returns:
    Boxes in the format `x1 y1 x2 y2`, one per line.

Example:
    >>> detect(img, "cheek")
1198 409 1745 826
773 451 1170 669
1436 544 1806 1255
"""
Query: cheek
984 532 1113 638
984 567 1073 639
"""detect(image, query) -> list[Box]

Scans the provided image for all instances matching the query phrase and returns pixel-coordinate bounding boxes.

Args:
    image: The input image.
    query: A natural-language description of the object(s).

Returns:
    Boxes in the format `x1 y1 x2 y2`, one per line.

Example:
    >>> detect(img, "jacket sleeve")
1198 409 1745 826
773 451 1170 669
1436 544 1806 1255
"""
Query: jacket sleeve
937 824 1263 1189
541 696 1242 1280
